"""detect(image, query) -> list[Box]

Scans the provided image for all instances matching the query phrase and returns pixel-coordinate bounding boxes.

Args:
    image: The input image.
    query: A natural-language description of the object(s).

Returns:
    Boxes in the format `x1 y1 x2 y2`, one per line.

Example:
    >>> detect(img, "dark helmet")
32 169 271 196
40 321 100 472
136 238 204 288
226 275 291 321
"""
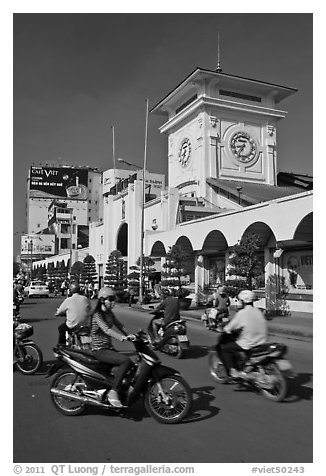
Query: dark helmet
69 283 80 294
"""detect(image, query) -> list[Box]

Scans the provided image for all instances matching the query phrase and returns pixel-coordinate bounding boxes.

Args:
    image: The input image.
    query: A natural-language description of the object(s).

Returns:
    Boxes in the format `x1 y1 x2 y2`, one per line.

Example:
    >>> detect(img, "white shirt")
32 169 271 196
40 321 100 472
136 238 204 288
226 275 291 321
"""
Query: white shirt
56 293 91 329
224 306 268 350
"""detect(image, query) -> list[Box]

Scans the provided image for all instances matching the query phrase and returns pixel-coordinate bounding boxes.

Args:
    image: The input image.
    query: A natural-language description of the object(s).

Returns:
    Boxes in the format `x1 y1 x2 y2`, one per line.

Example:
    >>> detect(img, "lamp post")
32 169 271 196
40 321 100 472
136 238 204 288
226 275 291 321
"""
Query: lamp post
117 98 149 304
27 239 33 279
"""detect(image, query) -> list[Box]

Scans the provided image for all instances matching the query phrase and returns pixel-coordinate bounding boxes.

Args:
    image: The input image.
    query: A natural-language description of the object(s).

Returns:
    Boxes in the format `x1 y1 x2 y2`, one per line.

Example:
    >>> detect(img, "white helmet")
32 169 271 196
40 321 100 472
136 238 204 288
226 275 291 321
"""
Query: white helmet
238 289 256 304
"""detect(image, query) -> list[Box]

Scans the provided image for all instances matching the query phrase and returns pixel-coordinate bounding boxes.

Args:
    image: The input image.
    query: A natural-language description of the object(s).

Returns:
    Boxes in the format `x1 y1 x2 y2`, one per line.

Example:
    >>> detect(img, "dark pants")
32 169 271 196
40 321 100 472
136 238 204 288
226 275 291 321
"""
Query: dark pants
58 322 80 346
92 348 131 391
216 333 244 376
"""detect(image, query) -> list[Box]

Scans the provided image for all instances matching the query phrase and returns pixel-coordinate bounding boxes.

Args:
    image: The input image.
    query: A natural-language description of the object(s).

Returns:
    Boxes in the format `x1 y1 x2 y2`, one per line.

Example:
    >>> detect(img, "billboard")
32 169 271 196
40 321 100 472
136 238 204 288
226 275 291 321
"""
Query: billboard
20 234 56 256
29 166 88 200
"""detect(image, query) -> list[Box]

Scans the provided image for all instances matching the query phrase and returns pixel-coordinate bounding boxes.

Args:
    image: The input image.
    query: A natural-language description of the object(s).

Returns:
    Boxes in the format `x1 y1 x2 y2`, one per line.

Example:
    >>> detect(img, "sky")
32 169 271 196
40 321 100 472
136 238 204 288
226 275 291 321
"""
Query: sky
12 12 313 256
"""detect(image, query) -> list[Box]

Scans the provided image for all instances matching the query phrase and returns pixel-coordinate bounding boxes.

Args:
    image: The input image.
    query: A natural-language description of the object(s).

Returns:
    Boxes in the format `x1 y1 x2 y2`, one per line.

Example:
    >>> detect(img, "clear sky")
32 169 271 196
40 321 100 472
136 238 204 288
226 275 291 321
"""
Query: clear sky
13 12 313 256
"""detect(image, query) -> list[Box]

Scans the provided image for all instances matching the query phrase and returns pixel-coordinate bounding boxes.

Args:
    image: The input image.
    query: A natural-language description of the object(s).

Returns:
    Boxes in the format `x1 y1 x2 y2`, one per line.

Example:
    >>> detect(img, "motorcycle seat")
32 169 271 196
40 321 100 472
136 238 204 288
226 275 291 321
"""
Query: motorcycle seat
165 320 185 330
248 342 285 357
61 347 97 364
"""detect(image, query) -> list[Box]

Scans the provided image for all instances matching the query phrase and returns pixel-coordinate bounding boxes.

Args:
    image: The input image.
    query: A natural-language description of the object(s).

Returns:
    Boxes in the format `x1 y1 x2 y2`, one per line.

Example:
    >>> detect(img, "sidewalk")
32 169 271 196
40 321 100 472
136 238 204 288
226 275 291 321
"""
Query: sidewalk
184 308 312 341
130 303 313 342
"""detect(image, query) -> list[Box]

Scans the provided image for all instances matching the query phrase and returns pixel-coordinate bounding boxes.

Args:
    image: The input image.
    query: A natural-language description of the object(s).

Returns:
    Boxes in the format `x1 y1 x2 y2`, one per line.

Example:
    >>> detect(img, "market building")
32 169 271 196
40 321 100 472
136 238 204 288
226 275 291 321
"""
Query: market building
32 66 313 313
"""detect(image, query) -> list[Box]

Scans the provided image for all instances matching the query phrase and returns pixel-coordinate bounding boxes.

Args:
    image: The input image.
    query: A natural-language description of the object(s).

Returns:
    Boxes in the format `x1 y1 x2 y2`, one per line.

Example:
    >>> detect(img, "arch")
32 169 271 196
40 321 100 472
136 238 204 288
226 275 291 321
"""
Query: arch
202 230 228 254
175 235 194 255
117 222 128 256
150 241 167 257
241 221 276 247
293 212 313 243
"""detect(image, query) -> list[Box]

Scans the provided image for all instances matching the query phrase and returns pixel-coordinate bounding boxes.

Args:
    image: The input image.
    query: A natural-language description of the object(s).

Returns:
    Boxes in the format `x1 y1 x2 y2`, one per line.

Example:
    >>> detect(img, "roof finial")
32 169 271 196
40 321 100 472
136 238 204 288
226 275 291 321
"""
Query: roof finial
216 30 222 73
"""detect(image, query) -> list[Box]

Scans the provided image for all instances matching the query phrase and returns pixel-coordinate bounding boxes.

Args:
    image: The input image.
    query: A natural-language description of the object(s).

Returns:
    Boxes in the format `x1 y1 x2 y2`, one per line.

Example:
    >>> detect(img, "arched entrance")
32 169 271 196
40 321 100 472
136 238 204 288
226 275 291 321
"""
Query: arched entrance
117 223 128 257
202 230 228 288
175 236 195 283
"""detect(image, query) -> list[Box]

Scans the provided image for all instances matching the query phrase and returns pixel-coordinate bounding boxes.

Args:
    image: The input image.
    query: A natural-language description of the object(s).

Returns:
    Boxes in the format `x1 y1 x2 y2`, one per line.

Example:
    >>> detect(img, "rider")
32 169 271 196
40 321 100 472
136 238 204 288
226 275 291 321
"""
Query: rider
55 282 91 346
218 289 268 379
152 289 180 342
204 285 230 328
90 287 134 408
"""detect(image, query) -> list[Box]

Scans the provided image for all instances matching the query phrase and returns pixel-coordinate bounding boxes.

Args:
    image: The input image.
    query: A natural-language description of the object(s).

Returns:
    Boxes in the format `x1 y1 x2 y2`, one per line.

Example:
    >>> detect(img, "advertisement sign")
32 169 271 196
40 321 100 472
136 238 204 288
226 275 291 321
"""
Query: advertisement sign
29 166 88 200
21 235 55 256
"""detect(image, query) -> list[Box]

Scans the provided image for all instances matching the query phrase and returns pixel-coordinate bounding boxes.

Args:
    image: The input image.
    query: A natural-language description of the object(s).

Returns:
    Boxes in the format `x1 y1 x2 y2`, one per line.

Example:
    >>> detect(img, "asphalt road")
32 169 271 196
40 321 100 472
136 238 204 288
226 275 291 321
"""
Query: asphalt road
13 297 313 464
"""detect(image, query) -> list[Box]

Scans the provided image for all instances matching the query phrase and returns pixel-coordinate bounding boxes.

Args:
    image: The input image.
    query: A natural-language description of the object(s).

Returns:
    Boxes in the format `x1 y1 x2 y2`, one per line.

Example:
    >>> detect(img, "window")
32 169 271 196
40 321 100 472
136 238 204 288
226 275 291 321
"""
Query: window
101 235 103 245
61 238 69 249
219 89 261 103
176 94 197 114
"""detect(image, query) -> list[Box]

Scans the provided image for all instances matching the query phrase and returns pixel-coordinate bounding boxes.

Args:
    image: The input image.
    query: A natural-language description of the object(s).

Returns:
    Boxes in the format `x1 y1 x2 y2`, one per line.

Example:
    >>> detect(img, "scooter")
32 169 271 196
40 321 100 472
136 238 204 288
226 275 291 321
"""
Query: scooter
48 330 192 424
13 318 43 375
201 307 230 331
208 331 294 402
147 311 190 359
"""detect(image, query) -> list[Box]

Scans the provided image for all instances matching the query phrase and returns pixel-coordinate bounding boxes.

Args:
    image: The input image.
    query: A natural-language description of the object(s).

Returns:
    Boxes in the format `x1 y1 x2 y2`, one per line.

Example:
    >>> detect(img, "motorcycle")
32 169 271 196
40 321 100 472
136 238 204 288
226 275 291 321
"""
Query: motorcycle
147 311 190 359
208 331 293 402
48 329 192 424
201 307 230 331
13 318 43 374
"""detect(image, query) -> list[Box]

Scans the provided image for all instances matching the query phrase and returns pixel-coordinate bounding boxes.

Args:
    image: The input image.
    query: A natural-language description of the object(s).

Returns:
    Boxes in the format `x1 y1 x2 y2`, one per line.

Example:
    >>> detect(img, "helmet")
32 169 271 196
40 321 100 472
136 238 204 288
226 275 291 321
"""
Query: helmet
238 289 256 304
98 287 116 300
69 283 80 294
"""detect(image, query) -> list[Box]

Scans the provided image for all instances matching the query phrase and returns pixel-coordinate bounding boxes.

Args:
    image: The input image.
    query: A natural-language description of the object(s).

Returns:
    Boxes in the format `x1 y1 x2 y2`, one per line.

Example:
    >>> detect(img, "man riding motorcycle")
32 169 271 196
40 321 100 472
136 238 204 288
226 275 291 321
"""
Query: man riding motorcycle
55 282 91 346
217 289 268 380
203 285 230 329
152 289 180 343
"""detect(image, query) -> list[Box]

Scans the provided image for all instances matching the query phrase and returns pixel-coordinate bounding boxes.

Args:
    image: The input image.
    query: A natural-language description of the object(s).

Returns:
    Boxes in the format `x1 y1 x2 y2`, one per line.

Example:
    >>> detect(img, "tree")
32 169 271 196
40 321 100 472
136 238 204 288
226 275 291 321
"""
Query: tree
104 250 127 290
227 233 264 288
161 244 191 298
81 255 98 284
70 261 84 283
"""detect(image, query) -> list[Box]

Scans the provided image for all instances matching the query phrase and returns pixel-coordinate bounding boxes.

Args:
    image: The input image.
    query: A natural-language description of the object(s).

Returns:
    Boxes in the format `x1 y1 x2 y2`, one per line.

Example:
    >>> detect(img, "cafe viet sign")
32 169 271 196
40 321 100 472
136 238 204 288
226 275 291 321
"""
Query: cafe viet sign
29 166 88 200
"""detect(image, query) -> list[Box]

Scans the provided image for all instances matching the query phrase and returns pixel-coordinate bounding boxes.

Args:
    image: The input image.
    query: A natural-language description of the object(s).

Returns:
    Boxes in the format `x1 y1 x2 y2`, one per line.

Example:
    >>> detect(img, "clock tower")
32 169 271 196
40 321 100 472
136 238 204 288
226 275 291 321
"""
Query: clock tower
151 68 297 204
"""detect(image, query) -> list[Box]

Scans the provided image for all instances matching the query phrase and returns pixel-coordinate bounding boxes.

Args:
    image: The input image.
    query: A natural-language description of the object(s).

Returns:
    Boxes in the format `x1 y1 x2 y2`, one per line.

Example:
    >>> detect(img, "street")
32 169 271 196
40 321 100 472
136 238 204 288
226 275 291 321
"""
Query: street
13 297 313 463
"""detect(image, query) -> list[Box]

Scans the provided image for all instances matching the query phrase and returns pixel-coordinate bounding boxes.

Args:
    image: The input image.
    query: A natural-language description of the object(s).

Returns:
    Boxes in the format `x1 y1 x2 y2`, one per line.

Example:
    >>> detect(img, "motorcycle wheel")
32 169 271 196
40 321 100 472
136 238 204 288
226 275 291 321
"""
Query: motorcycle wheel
15 343 43 375
260 363 287 402
50 371 88 416
208 352 229 383
145 375 192 424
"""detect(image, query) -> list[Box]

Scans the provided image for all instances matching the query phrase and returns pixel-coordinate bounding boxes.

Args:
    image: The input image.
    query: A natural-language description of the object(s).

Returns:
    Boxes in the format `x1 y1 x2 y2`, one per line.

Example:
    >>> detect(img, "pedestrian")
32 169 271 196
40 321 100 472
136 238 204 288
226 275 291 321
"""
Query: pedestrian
128 286 136 307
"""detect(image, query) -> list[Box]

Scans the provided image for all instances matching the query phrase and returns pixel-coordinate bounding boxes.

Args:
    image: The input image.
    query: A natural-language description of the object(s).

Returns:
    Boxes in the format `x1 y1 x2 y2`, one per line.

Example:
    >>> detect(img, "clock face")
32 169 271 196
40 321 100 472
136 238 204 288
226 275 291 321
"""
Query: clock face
230 131 257 163
178 138 191 167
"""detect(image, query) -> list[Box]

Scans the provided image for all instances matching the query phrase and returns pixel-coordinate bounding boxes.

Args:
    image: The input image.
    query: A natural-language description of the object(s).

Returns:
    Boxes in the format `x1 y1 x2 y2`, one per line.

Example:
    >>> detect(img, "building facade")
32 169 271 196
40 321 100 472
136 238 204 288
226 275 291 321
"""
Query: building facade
33 67 313 313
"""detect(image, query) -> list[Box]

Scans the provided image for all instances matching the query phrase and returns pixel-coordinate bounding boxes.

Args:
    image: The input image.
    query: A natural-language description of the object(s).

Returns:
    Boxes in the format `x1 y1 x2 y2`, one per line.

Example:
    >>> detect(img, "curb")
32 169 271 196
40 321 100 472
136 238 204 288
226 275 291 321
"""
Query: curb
127 304 313 342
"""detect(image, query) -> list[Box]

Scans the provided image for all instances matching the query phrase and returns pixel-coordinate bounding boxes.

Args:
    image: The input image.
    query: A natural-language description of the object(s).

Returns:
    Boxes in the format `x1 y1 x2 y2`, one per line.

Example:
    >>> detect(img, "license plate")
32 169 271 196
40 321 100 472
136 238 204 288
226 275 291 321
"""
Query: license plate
276 359 292 371
178 335 189 342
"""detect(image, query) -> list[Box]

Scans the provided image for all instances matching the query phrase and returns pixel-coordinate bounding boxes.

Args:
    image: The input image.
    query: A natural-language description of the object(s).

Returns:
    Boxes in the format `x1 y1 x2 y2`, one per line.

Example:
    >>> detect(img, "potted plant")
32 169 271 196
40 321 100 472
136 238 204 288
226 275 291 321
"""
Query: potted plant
161 244 192 310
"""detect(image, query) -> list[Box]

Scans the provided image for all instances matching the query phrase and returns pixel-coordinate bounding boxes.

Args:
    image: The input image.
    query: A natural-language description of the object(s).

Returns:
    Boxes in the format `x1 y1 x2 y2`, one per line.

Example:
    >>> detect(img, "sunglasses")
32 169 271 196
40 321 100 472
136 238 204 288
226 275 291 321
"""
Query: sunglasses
104 296 116 302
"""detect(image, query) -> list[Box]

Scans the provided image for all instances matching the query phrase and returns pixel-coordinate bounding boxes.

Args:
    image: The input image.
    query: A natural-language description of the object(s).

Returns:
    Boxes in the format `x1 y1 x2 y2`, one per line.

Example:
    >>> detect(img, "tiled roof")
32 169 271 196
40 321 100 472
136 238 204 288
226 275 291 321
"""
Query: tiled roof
206 177 305 205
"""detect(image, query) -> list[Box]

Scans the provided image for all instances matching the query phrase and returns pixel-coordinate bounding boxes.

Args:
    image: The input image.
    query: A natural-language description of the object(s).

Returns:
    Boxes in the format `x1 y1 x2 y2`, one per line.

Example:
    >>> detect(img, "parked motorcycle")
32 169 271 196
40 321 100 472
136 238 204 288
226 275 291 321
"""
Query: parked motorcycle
201 307 230 331
48 329 192 424
13 319 43 374
208 331 293 402
147 311 190 358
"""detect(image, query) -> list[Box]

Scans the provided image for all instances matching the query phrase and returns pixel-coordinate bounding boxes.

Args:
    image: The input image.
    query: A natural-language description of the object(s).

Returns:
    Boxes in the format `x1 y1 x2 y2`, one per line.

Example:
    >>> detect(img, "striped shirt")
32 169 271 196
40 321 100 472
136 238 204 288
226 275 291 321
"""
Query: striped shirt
90 309 125 351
